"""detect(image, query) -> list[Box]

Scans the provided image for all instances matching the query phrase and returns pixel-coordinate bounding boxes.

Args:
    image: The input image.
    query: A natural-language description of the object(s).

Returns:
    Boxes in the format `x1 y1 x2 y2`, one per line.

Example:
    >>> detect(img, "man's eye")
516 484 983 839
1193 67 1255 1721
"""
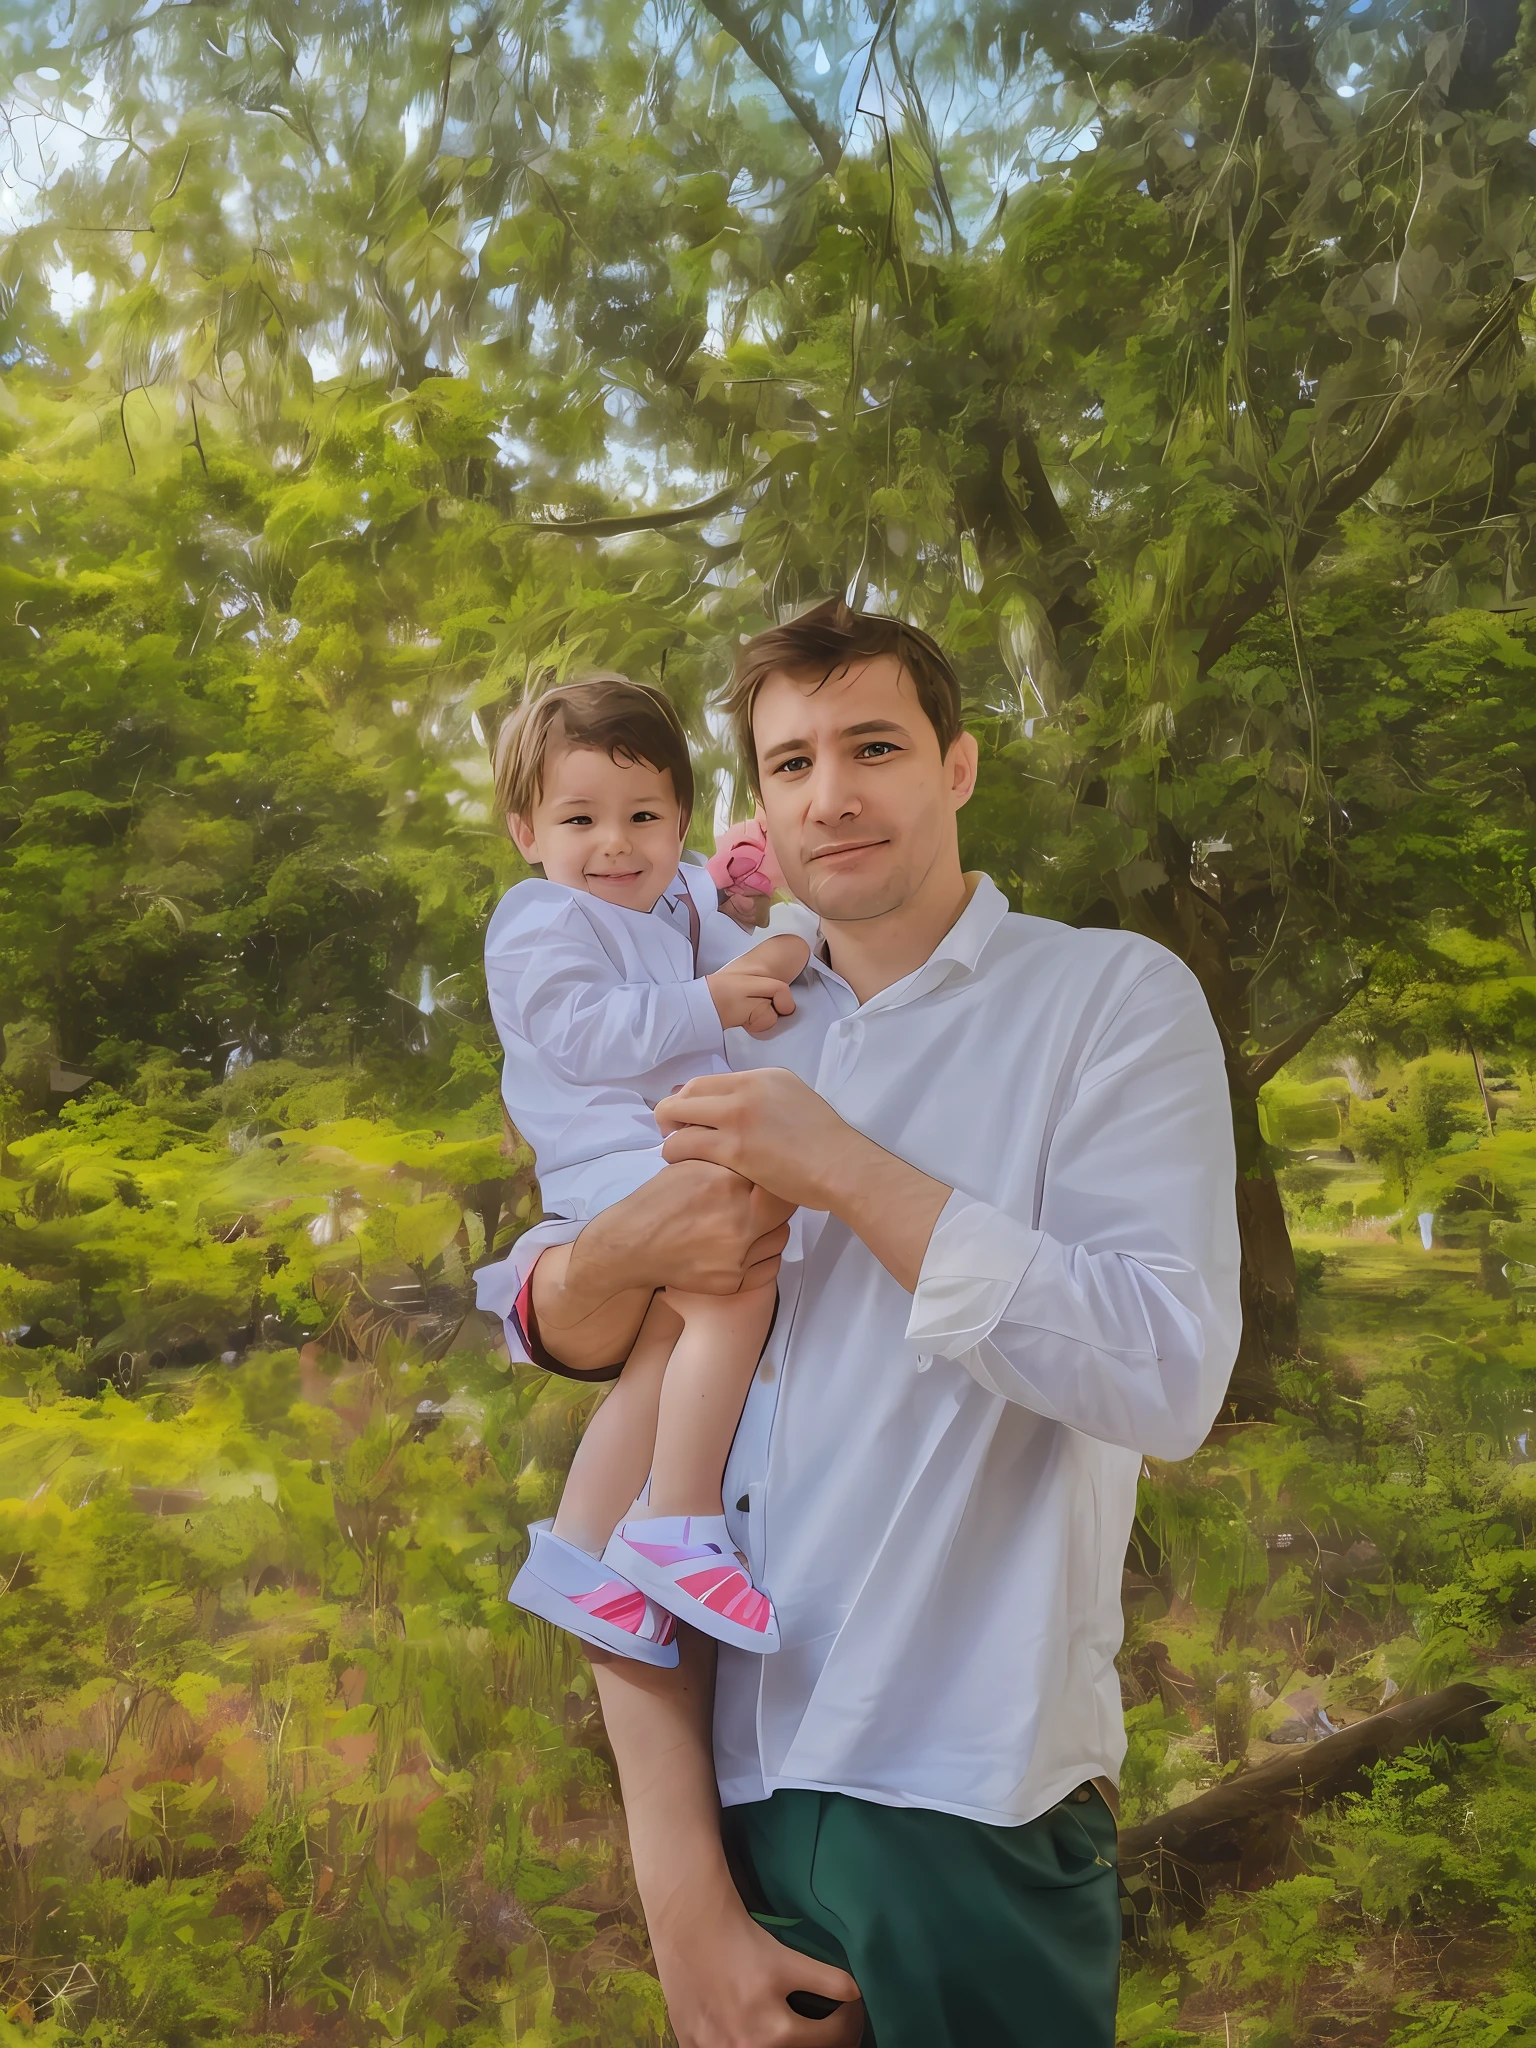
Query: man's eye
772 756 812 775
858 741 899 759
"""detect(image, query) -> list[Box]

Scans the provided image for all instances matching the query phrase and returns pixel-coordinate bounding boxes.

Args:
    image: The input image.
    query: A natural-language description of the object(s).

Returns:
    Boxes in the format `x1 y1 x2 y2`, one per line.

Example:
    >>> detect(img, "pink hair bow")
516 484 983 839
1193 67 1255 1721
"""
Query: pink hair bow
707 816 784 901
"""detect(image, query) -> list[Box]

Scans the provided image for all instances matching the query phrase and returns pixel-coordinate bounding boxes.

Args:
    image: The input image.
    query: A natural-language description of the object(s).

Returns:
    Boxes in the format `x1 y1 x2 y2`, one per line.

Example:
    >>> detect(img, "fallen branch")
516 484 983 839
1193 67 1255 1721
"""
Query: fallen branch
1119 1681 1497 1921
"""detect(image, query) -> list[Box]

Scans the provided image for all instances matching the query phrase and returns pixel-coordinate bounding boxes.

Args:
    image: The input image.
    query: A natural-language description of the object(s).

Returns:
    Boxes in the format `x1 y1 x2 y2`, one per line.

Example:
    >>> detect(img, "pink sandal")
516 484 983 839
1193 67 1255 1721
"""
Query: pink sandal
602 1514 779 1654
509 1521 678 1666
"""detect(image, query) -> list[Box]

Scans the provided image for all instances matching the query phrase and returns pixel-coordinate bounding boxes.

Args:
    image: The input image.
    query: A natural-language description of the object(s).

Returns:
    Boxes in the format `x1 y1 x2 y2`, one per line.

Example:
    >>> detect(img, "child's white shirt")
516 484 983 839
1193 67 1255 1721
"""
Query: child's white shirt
485 857 761 1221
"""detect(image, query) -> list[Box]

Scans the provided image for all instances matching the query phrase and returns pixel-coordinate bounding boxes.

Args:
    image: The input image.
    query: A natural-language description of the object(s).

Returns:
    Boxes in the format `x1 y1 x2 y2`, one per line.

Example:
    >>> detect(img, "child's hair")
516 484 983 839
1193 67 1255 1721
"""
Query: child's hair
491 674 695 826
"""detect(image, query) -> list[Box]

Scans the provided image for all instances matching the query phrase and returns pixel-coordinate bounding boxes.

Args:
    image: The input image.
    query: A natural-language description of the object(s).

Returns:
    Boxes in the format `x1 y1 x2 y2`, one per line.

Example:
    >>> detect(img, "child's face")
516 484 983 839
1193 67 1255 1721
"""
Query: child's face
509 738 688 913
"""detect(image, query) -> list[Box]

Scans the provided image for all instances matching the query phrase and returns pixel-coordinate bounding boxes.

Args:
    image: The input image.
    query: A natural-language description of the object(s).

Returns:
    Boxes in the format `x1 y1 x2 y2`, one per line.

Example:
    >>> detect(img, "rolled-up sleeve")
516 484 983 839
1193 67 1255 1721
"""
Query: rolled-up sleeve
905 957 1240 1459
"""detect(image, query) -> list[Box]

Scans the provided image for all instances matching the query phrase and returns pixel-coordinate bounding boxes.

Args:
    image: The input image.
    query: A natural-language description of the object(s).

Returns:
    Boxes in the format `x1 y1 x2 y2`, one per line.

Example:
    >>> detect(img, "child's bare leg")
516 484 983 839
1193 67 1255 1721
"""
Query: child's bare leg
550 1294 680 1555
639 1283 777 1520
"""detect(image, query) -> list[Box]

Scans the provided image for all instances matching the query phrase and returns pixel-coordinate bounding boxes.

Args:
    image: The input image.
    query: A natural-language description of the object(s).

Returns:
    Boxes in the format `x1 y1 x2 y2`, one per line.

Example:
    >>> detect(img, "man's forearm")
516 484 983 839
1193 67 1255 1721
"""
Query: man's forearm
824 1136 952 1294
592 1635 866 2044
529 1234 654 1375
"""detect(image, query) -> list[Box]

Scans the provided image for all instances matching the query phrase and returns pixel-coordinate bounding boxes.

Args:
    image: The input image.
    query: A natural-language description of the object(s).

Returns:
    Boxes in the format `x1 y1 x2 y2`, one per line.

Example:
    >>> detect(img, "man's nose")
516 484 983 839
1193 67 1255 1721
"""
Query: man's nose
805 757 860 825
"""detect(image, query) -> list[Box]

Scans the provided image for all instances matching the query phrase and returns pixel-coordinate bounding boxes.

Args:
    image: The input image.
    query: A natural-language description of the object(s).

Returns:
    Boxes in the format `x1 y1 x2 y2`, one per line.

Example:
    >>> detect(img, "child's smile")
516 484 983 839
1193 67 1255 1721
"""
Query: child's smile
509 735 688 914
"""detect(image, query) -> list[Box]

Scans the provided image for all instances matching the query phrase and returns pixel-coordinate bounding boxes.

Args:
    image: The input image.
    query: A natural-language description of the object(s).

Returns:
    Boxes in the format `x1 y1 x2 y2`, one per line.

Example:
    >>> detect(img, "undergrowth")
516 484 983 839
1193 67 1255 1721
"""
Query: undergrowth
3 1051 1536 2042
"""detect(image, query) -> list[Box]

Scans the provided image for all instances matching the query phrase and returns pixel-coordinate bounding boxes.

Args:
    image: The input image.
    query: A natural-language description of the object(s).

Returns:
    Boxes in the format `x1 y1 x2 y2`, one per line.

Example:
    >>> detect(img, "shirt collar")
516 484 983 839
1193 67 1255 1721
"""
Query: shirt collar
654 858 710 929
802 872 1009 1013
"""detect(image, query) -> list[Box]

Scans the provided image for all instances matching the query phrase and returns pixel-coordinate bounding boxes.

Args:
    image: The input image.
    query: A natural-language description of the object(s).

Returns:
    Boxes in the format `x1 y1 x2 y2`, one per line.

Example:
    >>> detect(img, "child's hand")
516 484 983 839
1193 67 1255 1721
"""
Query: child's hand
707 815 783 936
706 934 812 1037
718 888 772 934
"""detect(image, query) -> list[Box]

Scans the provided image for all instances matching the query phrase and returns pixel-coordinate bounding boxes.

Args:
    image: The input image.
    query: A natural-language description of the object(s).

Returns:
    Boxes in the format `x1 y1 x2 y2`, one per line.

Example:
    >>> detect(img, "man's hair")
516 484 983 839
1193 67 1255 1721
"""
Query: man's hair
720 598 963 793
491 674 695 825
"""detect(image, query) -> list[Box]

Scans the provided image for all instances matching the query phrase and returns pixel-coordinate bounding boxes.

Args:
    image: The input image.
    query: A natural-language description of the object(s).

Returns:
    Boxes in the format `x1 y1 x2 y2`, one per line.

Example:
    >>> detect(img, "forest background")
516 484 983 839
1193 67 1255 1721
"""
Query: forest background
5 0 1536 2042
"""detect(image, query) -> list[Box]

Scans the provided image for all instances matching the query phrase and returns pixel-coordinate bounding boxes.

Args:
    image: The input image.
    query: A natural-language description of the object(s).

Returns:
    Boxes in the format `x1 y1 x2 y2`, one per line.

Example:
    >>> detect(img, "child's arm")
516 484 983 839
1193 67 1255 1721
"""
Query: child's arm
487 899 726 1088
705 933 812 1038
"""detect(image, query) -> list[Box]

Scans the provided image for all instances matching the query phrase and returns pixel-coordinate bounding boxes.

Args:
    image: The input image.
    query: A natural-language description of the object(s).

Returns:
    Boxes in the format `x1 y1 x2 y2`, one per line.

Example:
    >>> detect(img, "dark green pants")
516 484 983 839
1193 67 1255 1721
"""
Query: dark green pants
721 1786 1120 2047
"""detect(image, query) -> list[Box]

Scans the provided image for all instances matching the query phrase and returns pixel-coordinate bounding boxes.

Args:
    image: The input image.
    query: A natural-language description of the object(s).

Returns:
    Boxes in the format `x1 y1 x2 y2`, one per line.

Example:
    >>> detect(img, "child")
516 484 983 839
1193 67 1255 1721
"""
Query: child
482 674 810 1666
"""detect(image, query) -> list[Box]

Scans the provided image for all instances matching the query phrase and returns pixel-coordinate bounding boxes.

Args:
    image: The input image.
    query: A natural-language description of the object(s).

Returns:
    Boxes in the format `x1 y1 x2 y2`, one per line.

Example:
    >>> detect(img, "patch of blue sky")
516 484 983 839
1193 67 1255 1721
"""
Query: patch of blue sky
44 258 94 324
0 64 116 233
559 0 607 63
400 91 438 158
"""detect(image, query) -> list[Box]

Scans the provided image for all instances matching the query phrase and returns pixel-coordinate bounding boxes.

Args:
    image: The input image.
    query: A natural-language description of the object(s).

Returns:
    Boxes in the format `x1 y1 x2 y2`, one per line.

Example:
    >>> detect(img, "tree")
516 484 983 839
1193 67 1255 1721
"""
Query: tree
6 1 1536 1406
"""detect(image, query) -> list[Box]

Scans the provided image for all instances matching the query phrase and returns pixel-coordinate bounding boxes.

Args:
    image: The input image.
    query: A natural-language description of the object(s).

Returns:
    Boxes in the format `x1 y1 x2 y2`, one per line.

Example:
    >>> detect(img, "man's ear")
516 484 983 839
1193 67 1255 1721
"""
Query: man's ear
948 730 980 811
508 811 540 864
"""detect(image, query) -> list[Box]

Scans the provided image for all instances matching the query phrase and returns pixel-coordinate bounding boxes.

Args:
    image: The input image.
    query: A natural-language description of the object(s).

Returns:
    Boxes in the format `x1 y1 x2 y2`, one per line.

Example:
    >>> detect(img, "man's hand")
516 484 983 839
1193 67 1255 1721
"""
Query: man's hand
707 934 812 1037
580 1157 793 1296
651 1894 864 2048
529 1160 793 1374
656 1069 859 1211
656 1070 953 1293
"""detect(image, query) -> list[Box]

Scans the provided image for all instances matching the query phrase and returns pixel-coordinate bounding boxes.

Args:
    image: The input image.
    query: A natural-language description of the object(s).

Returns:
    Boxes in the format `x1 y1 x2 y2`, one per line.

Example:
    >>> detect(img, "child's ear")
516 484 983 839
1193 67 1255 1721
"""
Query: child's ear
508 812 540 863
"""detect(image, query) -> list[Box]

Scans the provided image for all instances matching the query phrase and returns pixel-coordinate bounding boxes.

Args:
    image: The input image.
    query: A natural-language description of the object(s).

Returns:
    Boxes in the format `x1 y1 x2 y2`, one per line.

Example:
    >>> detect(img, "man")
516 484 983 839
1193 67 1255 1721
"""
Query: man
497 600 1241 2047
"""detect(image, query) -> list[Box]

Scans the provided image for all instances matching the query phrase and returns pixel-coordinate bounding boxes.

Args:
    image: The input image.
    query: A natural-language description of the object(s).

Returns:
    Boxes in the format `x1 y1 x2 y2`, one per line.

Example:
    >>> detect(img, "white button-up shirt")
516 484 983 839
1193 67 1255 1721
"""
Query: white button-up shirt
484 874 1241 1827
483 858 749 1221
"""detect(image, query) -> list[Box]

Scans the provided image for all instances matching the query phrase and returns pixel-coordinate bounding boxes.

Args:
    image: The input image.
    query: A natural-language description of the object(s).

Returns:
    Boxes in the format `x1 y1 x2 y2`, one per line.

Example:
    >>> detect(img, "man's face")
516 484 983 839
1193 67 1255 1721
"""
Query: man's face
751 655 976 923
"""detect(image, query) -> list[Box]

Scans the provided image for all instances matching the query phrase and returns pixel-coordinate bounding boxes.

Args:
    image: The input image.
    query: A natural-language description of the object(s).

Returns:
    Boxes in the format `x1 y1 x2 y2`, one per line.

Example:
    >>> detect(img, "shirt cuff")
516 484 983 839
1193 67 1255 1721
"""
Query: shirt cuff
682 973 728 1060
905 1192 1045 1363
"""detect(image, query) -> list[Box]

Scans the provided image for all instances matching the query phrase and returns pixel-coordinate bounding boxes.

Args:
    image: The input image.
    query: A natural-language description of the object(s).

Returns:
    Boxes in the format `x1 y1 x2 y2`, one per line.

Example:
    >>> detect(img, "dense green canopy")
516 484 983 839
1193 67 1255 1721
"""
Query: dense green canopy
6 0 1536 1385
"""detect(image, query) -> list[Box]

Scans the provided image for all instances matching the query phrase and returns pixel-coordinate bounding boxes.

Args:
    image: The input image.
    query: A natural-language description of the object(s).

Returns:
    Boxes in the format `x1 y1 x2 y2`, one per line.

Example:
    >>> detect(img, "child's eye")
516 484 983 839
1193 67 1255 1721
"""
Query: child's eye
560 813 593 827
631 810 661 823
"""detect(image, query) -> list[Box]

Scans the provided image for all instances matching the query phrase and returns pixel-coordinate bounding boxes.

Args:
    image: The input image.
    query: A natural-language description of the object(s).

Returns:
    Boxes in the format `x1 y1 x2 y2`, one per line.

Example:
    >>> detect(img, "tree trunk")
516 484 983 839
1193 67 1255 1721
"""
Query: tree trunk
1126 878 1315 1420
1226 1083 1297 1418
1231 1168 1298 1417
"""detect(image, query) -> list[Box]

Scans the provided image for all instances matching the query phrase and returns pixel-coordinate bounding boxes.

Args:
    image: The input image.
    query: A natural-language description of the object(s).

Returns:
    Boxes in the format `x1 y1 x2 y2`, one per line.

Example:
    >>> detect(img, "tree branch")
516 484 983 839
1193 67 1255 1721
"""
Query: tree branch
1196 282 1532 676
526 463 771 539
1246 1004 1350 1089
959 413 1096 639
694 0 843 175
1009 425 1081 558
188 389 208 475
118 386 137 476
1196 408 1417 676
